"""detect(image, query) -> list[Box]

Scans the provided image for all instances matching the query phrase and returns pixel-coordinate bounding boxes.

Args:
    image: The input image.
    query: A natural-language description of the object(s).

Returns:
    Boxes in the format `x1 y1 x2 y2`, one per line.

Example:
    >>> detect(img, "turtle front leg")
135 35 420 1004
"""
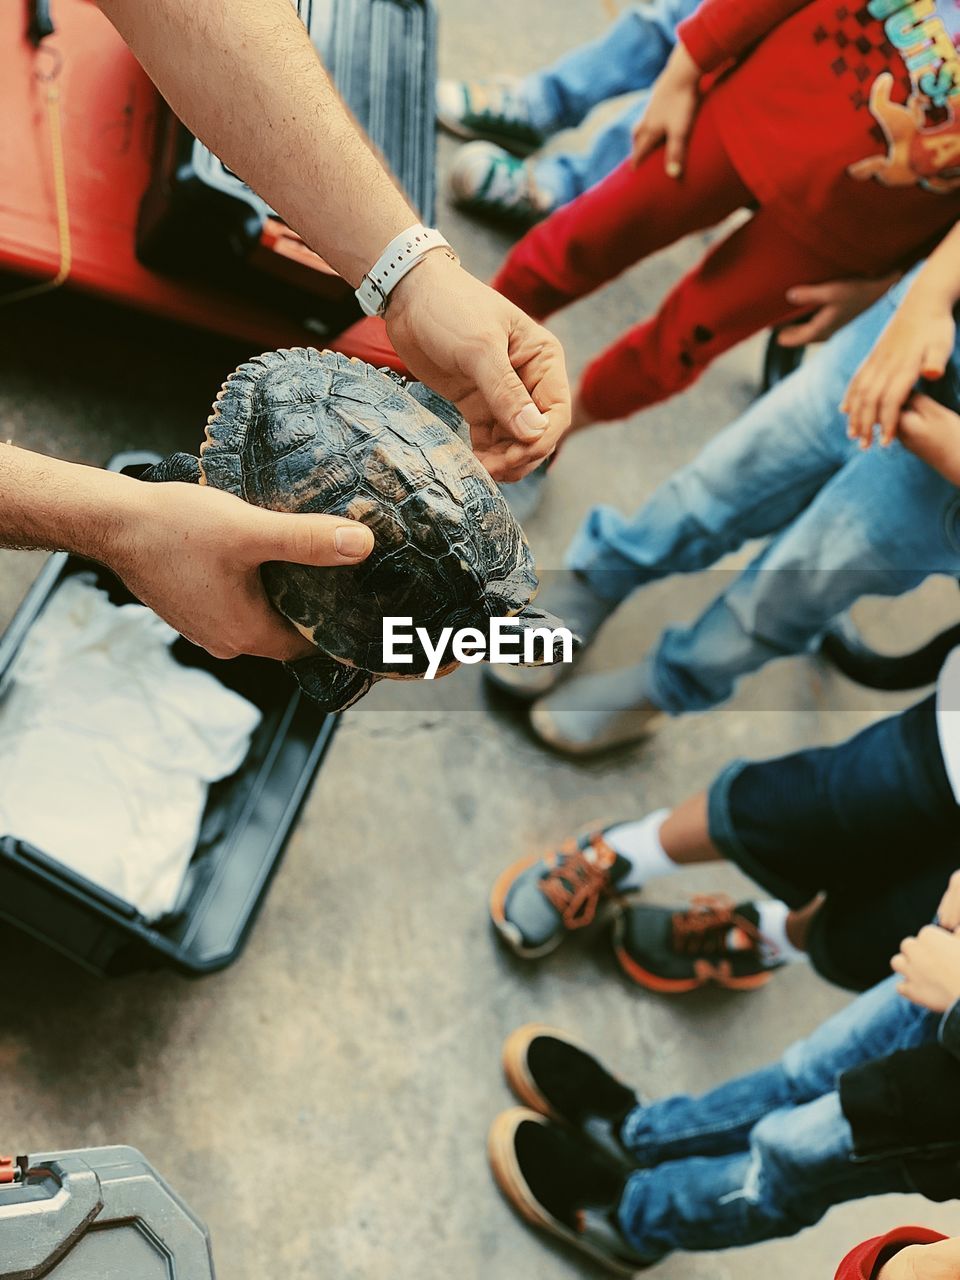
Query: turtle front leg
286 650 379 712
139 452 203 485
497 605 582 667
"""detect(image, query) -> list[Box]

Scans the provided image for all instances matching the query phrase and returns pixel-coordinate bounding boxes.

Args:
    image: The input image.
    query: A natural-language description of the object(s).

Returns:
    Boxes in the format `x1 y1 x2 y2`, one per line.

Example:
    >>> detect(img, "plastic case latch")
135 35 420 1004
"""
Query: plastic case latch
0 1156 18 1184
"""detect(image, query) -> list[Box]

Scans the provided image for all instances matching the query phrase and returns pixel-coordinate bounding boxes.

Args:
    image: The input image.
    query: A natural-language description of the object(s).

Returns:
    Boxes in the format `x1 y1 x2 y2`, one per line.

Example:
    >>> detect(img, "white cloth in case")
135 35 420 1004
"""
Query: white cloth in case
0 574 261 920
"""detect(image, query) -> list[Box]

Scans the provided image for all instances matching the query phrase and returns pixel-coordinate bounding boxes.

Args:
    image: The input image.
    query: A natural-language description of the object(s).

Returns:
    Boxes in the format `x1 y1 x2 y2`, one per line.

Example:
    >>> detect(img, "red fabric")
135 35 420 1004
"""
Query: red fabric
835 1228 948 1280
680 0 960 274
332 315 408 373
493 100 840 420
678 0 811 74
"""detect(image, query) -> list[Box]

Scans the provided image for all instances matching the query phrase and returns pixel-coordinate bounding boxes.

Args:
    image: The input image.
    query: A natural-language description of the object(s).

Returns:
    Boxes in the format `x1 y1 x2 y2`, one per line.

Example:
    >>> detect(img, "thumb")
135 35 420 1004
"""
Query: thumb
249 509 374 567
471 344 550 442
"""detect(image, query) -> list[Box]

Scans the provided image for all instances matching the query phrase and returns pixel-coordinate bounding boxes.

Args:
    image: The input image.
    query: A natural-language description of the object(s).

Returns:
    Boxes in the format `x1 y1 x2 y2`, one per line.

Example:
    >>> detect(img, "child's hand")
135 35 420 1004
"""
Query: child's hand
841 302 955 449
938 869 960 931
777 274 900 348
878 1238 960 1280
891 925 960 1012
897 393 960 485
632 43 702 179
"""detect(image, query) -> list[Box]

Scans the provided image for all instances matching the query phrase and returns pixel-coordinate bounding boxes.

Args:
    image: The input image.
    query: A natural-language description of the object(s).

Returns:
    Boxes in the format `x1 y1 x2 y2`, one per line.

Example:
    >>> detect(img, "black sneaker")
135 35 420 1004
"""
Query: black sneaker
502 1025 638 1168
488 1109 649 1276
612 896 785 994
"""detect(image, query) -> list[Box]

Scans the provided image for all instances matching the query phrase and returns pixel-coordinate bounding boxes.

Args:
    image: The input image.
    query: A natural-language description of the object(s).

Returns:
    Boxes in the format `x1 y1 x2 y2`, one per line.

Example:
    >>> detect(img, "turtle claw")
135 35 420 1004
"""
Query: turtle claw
286 650 379 713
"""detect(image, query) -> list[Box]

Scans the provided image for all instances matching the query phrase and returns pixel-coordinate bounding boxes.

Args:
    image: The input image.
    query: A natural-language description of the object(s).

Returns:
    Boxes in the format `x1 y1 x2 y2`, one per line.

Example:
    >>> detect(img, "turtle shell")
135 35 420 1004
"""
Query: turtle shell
199 348 541 678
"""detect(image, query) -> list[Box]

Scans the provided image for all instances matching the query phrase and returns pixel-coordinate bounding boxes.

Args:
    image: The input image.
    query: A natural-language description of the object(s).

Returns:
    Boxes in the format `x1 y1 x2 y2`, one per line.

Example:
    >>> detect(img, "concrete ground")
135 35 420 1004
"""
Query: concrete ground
1 0 959 1276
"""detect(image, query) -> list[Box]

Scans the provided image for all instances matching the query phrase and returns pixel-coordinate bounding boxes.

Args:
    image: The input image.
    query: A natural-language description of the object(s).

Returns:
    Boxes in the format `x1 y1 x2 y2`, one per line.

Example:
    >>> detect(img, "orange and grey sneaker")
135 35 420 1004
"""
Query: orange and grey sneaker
490 827 636 959
488 1110 650 1276
612 895 785 994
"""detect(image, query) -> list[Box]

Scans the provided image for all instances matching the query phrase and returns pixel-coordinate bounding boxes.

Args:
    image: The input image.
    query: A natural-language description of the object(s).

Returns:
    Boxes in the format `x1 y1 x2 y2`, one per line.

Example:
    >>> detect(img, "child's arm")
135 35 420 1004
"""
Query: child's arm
891 925 960 1018
876 1237 960 1280
677 0 812 77
896 394 960 485
777 274 902 348
633 0 812 179
843 224 960 448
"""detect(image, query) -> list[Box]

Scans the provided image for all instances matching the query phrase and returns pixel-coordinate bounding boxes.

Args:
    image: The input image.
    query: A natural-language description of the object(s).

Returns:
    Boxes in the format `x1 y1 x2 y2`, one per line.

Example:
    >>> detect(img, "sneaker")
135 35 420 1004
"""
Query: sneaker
502 1024 639 1167
436 77 546 154
529 663 664 757
448 143 554 227
612 896 785 993
488 1109 648 1276
484 570 614 702
490 826 635 958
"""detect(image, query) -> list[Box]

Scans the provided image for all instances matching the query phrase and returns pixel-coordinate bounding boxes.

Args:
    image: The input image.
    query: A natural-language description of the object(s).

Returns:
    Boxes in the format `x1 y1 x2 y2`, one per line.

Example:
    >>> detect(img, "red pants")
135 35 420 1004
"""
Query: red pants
492 100 845 422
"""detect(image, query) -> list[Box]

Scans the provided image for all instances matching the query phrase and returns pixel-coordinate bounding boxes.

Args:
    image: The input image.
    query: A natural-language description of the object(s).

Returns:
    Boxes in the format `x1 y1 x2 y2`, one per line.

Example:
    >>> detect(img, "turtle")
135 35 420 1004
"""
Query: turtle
143 348 578 712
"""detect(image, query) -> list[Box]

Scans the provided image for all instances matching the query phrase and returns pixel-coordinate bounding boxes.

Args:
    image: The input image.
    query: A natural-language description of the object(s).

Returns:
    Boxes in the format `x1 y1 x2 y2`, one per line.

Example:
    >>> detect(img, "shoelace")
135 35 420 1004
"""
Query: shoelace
479 153 539 212
467 79 531 130
539 836 616 930
671 894 763 958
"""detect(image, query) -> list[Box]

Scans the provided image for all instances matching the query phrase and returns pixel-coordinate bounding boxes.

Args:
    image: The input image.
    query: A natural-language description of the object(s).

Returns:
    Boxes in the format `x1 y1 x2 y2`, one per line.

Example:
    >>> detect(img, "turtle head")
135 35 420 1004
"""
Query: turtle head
497 605 582 668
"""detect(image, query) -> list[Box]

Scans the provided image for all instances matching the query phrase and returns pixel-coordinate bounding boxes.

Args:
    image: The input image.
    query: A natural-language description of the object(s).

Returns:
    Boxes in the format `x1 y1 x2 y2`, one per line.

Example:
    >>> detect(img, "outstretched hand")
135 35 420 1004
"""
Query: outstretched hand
842 296 955 449
109 481 374 661
386 253 570 483
777 275 900 348
891 924 960 1013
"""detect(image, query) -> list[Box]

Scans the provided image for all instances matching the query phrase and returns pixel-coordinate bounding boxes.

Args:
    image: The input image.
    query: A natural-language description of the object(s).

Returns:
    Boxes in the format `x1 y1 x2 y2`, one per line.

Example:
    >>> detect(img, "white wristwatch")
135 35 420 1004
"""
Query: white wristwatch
355 224 458 318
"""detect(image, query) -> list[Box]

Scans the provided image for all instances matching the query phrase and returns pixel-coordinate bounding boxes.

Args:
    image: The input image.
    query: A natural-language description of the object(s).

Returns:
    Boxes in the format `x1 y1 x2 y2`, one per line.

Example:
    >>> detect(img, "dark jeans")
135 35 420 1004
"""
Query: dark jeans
709 695 960 989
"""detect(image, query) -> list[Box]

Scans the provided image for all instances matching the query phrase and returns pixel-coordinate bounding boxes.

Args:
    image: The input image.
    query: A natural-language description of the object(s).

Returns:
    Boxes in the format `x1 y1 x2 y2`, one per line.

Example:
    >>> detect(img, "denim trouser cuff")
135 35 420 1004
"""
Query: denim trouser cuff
706 761 815 909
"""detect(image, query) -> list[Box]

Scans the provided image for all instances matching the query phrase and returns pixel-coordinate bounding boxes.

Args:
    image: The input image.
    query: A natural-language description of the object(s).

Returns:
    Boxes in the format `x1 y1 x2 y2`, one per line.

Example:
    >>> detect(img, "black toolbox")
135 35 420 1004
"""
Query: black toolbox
136 0 438 335
0 1146 214 1277
0 454 337 977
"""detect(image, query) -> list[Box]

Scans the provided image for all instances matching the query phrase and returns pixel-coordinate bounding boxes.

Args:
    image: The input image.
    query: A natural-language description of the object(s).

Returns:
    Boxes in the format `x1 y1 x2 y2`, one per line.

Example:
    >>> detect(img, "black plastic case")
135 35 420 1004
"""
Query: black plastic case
0 454 337 977
0 1146 214 1277
136 0 438 332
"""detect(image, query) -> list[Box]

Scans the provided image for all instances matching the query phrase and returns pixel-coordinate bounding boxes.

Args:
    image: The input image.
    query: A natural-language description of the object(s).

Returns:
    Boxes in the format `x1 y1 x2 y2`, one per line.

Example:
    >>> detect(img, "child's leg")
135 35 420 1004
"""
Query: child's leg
534 95 649 209
616 1092 910 1264
619 973 935 1170
576 207 847 422
492 99 753 320
520 0 697 136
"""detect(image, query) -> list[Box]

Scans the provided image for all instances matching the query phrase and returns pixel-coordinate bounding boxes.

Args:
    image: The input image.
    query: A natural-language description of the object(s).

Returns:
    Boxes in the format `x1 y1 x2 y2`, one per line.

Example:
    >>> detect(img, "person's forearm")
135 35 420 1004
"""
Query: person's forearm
678 0 810 74
900 222 960 311
95 0 416 286
0 444 138 560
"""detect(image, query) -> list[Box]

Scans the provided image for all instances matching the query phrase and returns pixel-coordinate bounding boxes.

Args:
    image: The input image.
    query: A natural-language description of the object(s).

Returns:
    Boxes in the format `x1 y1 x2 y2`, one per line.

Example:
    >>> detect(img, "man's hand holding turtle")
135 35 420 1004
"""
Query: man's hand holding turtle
385 251 571 483
109 479 373 662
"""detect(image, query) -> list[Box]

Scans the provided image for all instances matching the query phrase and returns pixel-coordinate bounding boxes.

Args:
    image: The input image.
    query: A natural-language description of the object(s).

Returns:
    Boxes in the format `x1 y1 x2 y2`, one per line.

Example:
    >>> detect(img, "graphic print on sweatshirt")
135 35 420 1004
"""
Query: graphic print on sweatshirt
833 0 960 192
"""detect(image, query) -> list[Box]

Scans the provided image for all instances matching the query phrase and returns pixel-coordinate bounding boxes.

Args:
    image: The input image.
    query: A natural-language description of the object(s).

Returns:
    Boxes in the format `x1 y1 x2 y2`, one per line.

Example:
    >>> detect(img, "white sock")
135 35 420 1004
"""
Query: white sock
753 899 807 964
604 810 675 889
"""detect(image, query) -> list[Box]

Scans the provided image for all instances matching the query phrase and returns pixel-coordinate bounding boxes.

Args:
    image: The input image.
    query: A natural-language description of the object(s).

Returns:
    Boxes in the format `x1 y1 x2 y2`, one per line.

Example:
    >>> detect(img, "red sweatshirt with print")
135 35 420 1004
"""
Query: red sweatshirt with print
677 0 960 274
835 1227 948 1279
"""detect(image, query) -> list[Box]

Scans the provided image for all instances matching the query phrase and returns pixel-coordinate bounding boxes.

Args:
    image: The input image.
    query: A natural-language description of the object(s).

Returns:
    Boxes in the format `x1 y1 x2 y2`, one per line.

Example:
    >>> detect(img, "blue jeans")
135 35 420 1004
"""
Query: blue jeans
567 268 960 714
521 1 700 206
615 976 937 1263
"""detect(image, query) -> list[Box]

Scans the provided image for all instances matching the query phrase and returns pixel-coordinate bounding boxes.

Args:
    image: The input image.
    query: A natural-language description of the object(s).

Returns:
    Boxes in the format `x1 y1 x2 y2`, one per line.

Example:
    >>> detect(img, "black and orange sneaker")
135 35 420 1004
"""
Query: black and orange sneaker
490 827 635 959
612 896 784 994
488 1110 649 1276
502 1025 639 1168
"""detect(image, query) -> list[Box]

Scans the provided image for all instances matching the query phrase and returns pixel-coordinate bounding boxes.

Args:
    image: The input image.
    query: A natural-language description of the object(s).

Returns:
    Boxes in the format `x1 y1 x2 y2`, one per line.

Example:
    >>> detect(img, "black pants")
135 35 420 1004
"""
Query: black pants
707 696 960 990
